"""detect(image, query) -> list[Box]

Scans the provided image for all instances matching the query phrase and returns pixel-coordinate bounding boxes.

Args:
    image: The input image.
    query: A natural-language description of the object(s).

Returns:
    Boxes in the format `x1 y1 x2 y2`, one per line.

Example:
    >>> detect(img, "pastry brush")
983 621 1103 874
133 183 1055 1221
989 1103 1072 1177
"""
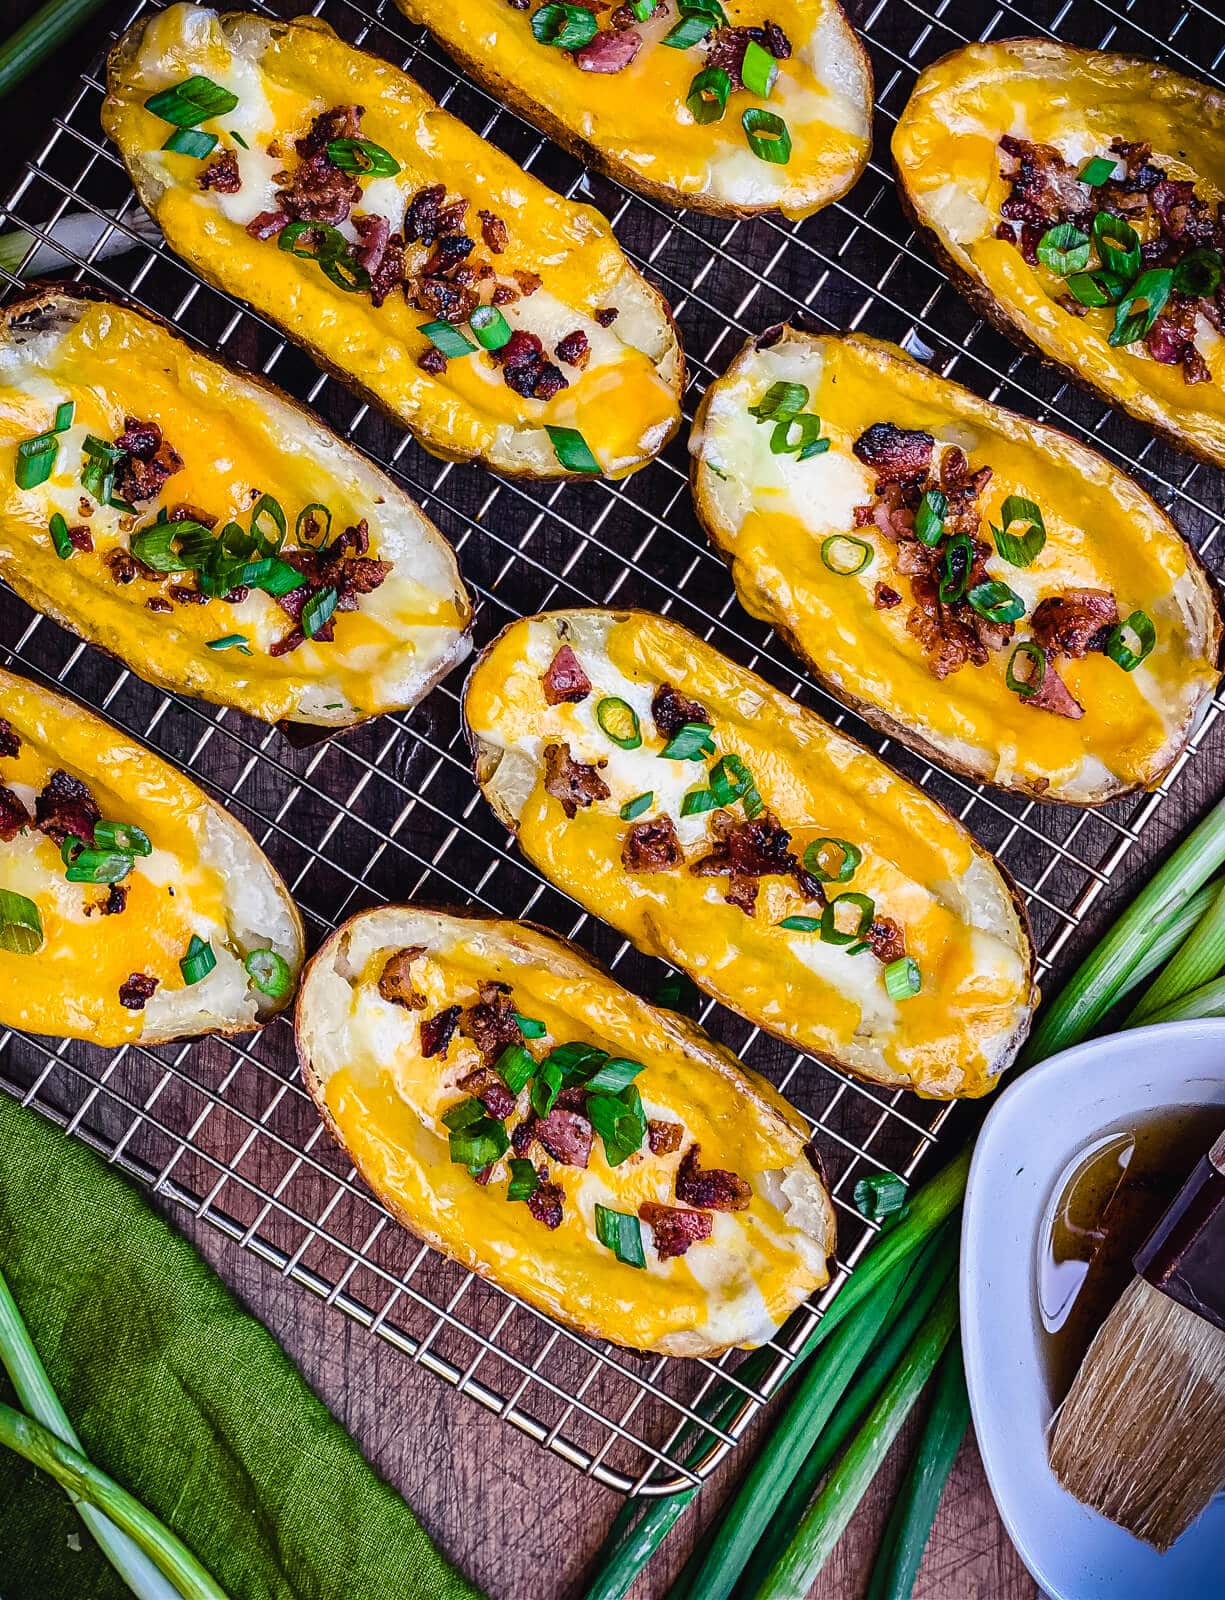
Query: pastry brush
1047 1125 1225 1551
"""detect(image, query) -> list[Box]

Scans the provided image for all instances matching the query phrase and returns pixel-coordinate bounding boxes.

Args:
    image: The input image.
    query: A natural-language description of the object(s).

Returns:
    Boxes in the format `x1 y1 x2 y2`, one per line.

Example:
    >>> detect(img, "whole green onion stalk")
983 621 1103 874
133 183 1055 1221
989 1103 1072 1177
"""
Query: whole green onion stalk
0 0 108 97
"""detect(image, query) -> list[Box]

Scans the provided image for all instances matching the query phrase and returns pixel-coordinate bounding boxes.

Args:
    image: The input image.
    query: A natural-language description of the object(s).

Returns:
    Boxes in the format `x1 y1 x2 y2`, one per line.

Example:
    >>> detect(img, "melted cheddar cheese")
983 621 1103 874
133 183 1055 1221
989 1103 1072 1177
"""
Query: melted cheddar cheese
0 296 471 726
103 5 682 477
894 41 1225 465
0 669 302 1044
693 330 1221 802
300 908 834 1353
393 0 872 219
464 611 1036 1099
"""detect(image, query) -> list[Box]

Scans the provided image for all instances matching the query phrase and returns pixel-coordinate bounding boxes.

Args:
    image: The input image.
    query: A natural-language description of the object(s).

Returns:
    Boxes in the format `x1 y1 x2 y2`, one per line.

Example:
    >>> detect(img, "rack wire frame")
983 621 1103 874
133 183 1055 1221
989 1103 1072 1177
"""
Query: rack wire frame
1 0 1223 1499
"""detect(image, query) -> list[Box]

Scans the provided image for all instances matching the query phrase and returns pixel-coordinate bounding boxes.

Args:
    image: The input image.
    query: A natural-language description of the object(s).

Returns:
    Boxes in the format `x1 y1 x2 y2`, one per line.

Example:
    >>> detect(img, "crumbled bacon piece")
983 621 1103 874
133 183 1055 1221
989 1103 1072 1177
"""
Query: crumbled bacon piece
493 329 568 402
478 208 508 254
459 1066 517 1121
1030 589 1119 658
0 717 19 759
622 816 683 873
534 1105 593 1167
1025 654 1085 720
412 276 478 323
1146 295 1212 384
0 785 30 841
853 422 934 484
460 981 523 1066
528 1181 565 1230
594 307 618 327
418 346 447 376
99 883 127 917
247 209 289 240
118 973 158 1010
420 1004 461 1057
368 230 406 307
555 330 591 369
268 544 392 656
65 524 92 553
690 811 796 916
199 148 241 193
512 269 542 296
865 915 906 965
404 183 447 245
113 417 183 504
575 27 641 71
676 1145 751 1212
491 283 518 307
543 742 610 818
423 233 474 279
874 582 902 610
146 595 173 614
998 135 1092 229
378 947 426 1010
542 644 591 705
704 22 790 88
351 212 390 276
1109 138 1166 193
35 769 99 845
651 681 709 740
276 106 364 225
168 584 209 606
1150 178 1214 246
639 1202 712 1260
648 1119 684 1156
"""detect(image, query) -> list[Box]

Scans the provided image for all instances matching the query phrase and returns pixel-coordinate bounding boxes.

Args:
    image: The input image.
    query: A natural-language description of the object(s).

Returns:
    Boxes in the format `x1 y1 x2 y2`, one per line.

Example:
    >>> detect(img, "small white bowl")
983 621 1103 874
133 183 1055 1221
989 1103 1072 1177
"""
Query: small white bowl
961 1018 1225 1600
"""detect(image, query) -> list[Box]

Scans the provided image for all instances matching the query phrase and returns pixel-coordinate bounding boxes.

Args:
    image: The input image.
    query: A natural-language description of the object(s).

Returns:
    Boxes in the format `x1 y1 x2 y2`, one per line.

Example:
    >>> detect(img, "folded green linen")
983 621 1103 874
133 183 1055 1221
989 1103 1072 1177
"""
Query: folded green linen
0 1091 483 1600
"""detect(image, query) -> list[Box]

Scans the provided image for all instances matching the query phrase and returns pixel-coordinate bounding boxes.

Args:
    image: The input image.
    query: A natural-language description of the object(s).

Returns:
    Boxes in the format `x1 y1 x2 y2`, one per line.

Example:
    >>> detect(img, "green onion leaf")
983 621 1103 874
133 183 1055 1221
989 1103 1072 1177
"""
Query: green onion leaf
680 787 718 816
442 1097 488 1131
244 947 291 997
506 1158 539 1201
497 1043 537 1092
620 792 653 821
301 587 338 640
853 1169 908 1221
530 1054 565 1118
771 413 825 458
686 66 731 125
749 381 807 424
883 956 922 999
449 1115 509 1175
937 533 973 605
325 137 401 177
1109 268 1173 347
1005 640 1047 700
820 533 872 576
513 1013 546 1039
129 521 190 572
709 752 756 807
531 2 598 48
967 579 1025 625
595 1204 646 1267
821 892 875 946
1172 246 1223 300
583 1056 645 1093
545 425 601 474
250 492 287 553
469 304 513 352
912 488 946 546
15 431 58 489
660 721 716 760
1105 609 1156 672
1036 221 1090 276
742 107 791 164
663 14 716 48
740 39 778 97
295 502 332 548
0 889 42 954
52 400 74 432
1064 269 1128 308
161 127 217 159
586 1084 646 1166
231 130 249 149
144 75 239 128
93 821 151 857
1077 156 1116 187
596 696 642 749
778 915 821 932
990 493 1046 567
803 837 861 884
61 839 134 884
206 634 252 655
180 935 216 985
1092 210 1141 282
80 434 123 504
48 512 73 560
631 0 657 16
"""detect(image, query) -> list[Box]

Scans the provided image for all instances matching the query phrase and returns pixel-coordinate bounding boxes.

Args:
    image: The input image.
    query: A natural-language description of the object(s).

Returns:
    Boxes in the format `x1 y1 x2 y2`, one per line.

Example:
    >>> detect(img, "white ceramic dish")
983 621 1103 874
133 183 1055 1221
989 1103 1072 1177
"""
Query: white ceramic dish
961 1019 1225 1600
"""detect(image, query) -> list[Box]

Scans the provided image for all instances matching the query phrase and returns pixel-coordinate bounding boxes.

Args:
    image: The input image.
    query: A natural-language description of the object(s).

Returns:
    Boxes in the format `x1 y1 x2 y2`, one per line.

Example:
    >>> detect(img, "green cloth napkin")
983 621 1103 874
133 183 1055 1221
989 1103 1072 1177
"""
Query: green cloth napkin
0 1092 483 1600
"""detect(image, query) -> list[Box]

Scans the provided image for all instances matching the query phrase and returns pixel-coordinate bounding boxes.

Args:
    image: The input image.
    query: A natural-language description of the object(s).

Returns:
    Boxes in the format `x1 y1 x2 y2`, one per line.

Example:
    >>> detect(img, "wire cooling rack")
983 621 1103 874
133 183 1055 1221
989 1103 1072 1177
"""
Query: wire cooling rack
2 0 1224 1499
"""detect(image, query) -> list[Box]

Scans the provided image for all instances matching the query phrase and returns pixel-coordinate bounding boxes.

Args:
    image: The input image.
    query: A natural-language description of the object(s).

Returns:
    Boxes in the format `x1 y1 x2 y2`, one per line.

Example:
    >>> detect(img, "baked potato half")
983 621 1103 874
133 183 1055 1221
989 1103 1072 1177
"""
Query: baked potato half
893 40 1225 467
463 609 1037 1100
296 905 835 1355
0 284 472 730
392 0 872 220
103 4 683 479
691 327 1222 805
0 667 304 1045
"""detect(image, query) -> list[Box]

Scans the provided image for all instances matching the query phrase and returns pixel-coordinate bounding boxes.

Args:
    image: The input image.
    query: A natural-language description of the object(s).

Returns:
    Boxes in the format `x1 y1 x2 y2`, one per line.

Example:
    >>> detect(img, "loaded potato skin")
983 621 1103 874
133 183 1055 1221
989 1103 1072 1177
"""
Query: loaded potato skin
463 609 1037 1101
0 285 472 729
103 4 684 480
392 0 873 220
893 40 1225 467
296 906 836 1356
0 668 304 1045
691 327 1222 805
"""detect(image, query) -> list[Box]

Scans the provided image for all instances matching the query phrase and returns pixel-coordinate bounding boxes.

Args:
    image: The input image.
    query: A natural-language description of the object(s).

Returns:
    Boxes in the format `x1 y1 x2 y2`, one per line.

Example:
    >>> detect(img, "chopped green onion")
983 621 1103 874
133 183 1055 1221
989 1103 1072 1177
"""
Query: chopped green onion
129 522 189 572
681 787 718 816
990 493 1046 567
48 512 73 559
740 39 778 97
771 413 826 458
545 425 601 474
497 1043 537 1092
1064 269 1127 308
583 1056 645 1093
449 1116 509 1174
967 580 1025 625
663 13 716 48
206 634 252 655
278 220 347 260
250 492 286 553
295 502 332 548
820 533 872 576
243 947 291 998
595 1204 646 1267
660 721 715 761
778 915 821 932
545 1040 606 1078
161 127 217 159
442 1097 487 1131
0 889 42 954
821 892 875 946
1078 156 1116 187
749 381 808 423
631 0 657 15
513 1012 547 1038
530 1054 564 1117
469 304 513 352
531 2 598 48
1109 267 1173 347
620 792 653 821
883 956 922 999
853 1170 908 1221
1005 640 1046 700
61 839 133 884
1092 210 1142 281
1172 246 1223 299
1105 609 1156 671
937 533 973 605
686 66 730 125
231 130 249 150
912 488 946 546
709 752 755 808
180 935 216 985
301 587 338 640
144 75 238 127
586 1085 646 1166
81 434 123 504
742 107 791 164
325 137 401 176
804 837 861 884
52 400 74 431
1036 221 1090 276
506 1158 539 1201
15 431 58 489
596 696 641 749
93 821 151 857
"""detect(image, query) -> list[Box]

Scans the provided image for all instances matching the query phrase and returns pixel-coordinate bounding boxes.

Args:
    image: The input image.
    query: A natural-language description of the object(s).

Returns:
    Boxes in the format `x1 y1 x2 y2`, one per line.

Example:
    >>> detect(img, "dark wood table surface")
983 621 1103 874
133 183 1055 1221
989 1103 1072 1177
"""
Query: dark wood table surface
3 2 1221 1596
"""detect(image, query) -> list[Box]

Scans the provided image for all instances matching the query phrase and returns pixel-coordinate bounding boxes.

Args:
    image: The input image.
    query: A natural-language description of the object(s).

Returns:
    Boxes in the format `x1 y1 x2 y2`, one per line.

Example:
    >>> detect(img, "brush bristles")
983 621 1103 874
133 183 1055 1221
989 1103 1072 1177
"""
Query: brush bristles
1048 1276 1225 1550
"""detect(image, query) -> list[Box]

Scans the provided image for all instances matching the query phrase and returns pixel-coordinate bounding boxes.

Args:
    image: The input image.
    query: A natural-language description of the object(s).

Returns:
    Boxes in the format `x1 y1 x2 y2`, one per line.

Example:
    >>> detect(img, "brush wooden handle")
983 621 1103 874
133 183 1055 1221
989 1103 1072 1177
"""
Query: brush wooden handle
1134 1130 1225 1333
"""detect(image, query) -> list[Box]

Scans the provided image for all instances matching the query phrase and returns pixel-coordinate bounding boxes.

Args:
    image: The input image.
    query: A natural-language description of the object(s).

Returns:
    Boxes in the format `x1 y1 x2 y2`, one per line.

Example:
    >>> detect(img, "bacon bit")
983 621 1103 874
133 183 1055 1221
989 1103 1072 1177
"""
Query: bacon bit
510 1115 537 1156
168 503 217 529
1026 654 1085 720
413 275 478 323
555 330 591 370
460 981 523 1066
0 785 30 841
998 135 1092 229
651 681 709 740
268 545 392 656
853 422 934 485
277 106 363 225
690 811 796 916
199 148 241 193
478 209 508 253
368 231 406 308
423 233 474 279
647 1119 684 1156
352 212 390 275
472 1162 496 1187
88 883 128 917
704 22 791 88
639 1202 712 1260
493 329 568 401
146 596 173 613
113 417 183 504
874 582 902 610
105 549 140 585
404 183 449 246
118 973 158 1010
247 210 289 241
543 742 610 819
1030 589 1119 658
420 1004 461 1057
528 1181 565 1230
622 816 683 873
1146 295 1212 384
378 947 427 1010
459 1066 517 1121
865 915 906 965
78 497 93 518
0 717 19 759
534 1106 593 1167
35 769 99 846
491 283 518 307
575 27 641 71
512 268 542 297
418 346 447 377
676 1145 752 1212
541 643 591 704
62 523 92 554
594 307 618 327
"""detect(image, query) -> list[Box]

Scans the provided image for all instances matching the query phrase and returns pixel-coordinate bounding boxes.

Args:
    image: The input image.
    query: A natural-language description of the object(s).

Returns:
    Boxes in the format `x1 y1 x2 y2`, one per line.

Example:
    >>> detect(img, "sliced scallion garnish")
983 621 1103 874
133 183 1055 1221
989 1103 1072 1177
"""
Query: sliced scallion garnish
1092 210 1141 282
1064 269 1127 308
206 634 252 655
821 892 875 946
680 787 718 816
596 696 642 749
506 1158 539 1201
161 128 218 159
0 889 42 955
325 137 401 177
449 1115 510 1175
301 586 338 640
1005 640 1046 700
1077 156 1116 187
250 492 286 553
936 533 973 605
93 821 151 857
442 1097 488 1132
244 947 291 998
513 1013 547 1039
531 2 598 48
48 512 73 559
127 521 189 572
144 75 239 127
967 580 1025 625
770 413 827 459
545 425 601 474
740 39 778 97
60 836 133 885
583 1056 645 1093
912 488 946 546
1109 267 1173 347
709 752 755 807
1105 609 1156 672
883 956 922 1000
853 1169 908 1220
778 915 821 932
804 837 861 884
820 533 872 576
180 935 216 985
749 381 807 424
660 721 715 761
231 129 249 150
81 434 123 504
631 0 657 15
662 13 717 48
498 1042 537 1092
52 399 74 432
1172 246 1223 299
15 431 58 489
469 304 513 352
595 1204 646 1268
620 792 653 821
686 66 730 125
1036 221 1090 276
742 107 791 164
990 494 1046 567
295 502 332 548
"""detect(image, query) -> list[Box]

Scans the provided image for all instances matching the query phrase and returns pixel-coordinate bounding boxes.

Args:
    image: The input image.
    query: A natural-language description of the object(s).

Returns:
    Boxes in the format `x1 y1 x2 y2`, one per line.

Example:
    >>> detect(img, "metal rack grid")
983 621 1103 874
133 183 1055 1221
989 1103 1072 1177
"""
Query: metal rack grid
1 0 1223 1499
